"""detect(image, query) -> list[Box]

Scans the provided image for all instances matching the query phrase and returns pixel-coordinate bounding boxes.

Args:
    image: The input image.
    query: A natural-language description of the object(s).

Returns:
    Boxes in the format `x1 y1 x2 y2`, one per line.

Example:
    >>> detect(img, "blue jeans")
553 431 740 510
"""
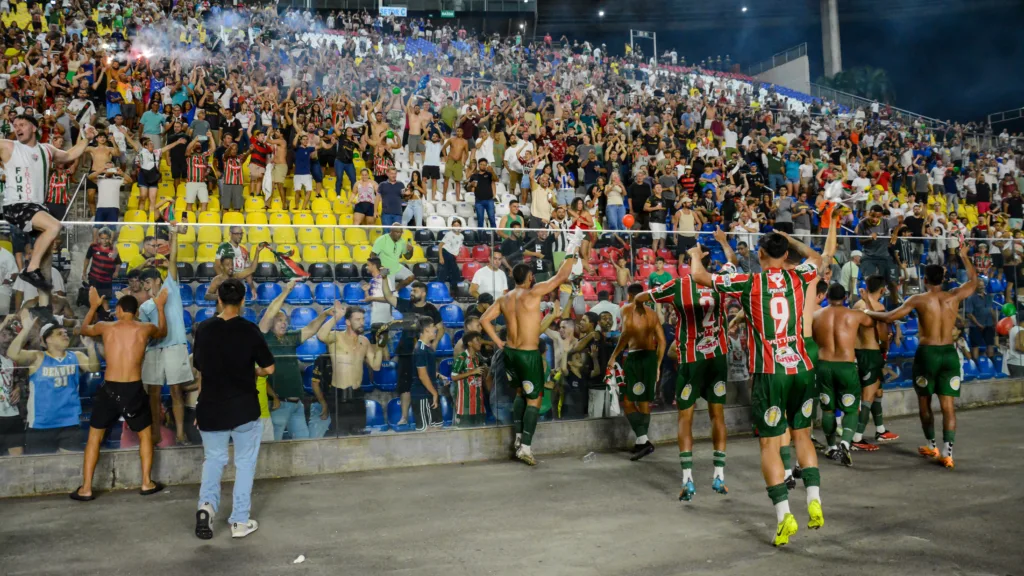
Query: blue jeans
557 189 576 207
475 199 496 228
334 160 357 196
402 200 424 227
307 402 331 439
198 419 262 524
769 173 785 192
606 204 626 230
270 401 309 440
381 213 402 227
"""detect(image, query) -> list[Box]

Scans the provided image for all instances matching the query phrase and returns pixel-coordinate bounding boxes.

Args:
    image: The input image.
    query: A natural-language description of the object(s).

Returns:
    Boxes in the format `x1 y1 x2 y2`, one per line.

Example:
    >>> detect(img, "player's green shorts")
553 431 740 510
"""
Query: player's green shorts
913 344 962 398
816 360 860 413
751 370 816 438
504 347 546 400
855 349 884 387
804 338 819 367
623 349 658 403
676 354 729 410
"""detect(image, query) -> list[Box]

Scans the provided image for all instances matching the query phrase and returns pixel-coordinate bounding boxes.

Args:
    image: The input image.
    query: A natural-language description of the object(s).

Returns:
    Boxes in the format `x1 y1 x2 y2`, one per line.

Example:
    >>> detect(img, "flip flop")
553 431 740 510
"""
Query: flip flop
140 482 165 496
69 486 95 502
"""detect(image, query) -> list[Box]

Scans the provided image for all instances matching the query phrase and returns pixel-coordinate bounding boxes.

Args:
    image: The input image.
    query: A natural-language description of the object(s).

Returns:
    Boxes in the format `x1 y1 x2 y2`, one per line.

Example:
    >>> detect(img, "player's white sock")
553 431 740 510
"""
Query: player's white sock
852 432 863 442
774 500 791 522
682 469 693 484
876 425 886 434
519 444 533 456
840 439 850 449
515 433 522 442
806 486 821 505
942 442 953 458
927 438 936 450
635 435 648 445
713 466 725 481
783 468 793 480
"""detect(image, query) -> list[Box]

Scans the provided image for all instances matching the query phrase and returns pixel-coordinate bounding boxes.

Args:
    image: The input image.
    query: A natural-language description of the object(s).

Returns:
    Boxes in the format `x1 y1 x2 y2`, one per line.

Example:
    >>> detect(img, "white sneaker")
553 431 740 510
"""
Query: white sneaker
231 519 259 539
195 503 215 540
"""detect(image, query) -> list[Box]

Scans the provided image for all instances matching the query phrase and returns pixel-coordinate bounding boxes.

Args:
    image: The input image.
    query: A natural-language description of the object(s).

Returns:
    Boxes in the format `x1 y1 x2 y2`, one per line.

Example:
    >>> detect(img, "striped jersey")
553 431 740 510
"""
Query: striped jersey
451 350 485 416
47 169 71 204
710 263 818 375
186 154 209 182
651 263 735 363
4 141 53 206
223 156 244 185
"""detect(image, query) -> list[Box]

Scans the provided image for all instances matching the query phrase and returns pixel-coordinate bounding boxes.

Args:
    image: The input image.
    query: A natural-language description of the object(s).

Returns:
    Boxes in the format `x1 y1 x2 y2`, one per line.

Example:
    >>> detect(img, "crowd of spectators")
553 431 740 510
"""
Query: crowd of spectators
0 0 1022 456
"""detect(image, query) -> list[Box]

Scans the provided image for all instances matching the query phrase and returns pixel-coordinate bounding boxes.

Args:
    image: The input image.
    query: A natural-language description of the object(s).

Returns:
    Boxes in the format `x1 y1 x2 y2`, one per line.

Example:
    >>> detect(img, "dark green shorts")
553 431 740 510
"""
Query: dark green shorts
855 349 884 387
751 370 816 438
804 338 819 367
676 354 729 410
816 360 860 412
504 347 546 400
623 349 658 403
913 345 962 398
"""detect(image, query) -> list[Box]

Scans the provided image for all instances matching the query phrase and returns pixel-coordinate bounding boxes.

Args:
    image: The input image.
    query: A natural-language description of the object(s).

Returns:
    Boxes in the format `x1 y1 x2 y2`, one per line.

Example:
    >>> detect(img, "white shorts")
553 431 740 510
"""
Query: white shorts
901 267 919 281
389 265 413 283
649 222 667 240
185 182 209 204
142 343 194 387
293 174 314 192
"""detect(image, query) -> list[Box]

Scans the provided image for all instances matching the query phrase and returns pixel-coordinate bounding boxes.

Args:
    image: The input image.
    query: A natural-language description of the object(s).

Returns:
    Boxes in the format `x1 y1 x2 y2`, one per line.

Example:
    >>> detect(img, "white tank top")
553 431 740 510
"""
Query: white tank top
4 141 53 206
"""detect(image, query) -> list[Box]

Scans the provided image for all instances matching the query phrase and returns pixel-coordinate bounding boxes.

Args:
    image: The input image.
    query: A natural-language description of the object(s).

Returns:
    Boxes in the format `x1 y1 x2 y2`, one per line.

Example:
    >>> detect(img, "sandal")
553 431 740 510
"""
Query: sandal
69 486 95 502
139 482 165 496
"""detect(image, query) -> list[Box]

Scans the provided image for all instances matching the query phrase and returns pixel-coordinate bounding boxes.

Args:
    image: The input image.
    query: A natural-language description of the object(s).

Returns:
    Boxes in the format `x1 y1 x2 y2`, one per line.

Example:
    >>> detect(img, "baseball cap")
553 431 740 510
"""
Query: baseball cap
39 323 59 344
851 250 863 258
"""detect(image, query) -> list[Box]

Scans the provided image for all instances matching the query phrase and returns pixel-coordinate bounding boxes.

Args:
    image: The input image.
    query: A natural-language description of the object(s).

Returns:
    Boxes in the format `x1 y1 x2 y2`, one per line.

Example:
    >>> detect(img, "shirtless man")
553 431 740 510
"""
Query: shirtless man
115 268 149 305
75 286 168 500
268 130 289 209
405 98 432 170
316 304 385 435
84 132 120 215
441 127 469 201
812 284 879 467
205 246 268 306
608 283 665 461
865 243 976 469
480 233 581 465
851 275 899 451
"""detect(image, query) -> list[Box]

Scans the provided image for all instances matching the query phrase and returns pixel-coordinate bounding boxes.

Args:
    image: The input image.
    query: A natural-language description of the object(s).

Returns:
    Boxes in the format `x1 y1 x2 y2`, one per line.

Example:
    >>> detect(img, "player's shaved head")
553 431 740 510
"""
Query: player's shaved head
826 284 846 303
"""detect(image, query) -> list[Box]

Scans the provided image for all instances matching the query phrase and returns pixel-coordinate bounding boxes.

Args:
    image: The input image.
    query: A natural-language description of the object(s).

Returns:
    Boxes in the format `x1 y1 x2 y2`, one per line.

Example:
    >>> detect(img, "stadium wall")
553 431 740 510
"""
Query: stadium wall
753 55 811 98
1 378 1021 498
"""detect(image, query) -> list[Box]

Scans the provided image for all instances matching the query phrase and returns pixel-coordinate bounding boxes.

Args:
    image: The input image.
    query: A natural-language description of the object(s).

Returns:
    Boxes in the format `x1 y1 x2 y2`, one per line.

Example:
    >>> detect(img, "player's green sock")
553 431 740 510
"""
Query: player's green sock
680 451 693 482
923 422 935 448
521 406 539 446
822 410 837 446
841 405 858 446
854 400 872 439
626 412 643 437
638 413 651 437
780 446 792 470
942 430 955 458
512 395 526 435
871 400 885 432
766 483 790 522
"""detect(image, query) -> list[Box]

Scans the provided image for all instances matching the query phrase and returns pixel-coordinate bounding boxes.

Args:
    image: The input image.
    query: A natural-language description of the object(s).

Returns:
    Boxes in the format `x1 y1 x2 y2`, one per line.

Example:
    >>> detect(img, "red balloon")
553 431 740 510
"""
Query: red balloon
997 317 1014 336
622 214 635 229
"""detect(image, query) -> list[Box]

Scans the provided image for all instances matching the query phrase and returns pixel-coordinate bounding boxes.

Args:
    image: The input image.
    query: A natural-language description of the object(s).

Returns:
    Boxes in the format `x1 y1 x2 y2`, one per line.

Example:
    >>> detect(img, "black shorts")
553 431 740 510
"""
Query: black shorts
25 425 82 454
170 157 187 180
90 381 152 432
397 357 414 395
355 202 375 217
46 202 68 222
1 202 48 234
969 326 996 348
423 165 441 180
0 415 25 454
139 167 161 187
774 222 794 234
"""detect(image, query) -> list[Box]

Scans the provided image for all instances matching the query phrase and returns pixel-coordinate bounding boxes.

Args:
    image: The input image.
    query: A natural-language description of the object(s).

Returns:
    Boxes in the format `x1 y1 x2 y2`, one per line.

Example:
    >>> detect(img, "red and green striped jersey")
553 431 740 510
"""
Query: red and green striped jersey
452 350 486 416
711 264 818 375
223 157 244 185
650 263 736 363
186 154 209 182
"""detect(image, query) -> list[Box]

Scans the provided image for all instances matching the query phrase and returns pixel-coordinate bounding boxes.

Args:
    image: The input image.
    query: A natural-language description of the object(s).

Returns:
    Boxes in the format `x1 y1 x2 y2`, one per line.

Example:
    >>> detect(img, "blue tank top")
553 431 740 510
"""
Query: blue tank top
28 353 81 429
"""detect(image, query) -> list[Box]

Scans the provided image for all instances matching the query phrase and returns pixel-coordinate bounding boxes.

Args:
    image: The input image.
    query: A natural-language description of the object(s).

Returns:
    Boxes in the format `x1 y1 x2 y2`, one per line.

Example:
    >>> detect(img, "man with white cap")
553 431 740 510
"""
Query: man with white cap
840 251 862 299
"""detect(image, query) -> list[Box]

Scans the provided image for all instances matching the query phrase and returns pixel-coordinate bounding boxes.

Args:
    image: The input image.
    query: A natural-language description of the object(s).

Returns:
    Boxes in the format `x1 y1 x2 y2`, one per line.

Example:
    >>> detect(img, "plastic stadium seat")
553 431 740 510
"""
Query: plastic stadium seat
329 245 352 263
195 262 217 281
311 198 332 215
345 228 368 245
124 210 149 223
245 197 266 214
302 364 314 395
80 372 104 399
414 229 435 245
901 316 918 336
223 212 244 226
295 336 326 362
455 281 474 302
635 262 654 279
179 285 194 306
183 310 193 333
272 226 297 244
427 282 452 304
285 283 314 305
277 244 301 263
902 336 919 356
176 244 196 263
596 262 616 279
315 283 341 305
364 400 388 432
195 307 216 324
472 245 491 262
436 332 454 357
440 304 465 328
198 211 220 224
176 262 194 283
335 263 360 281
119 224 144 243
976 356 995 380
461 261 482 281
343 282 366 304
414 262 435 281
289 307 318 329
269 211 291 226
256 283 283 305
962 359 978 382
176 224 197 243
254 262 278 282
241 308 257 323
293 212 314 226
196 243 219 263
353 245 372 263
374 361 398 392
455 246 473 263
636 248 655 263
404 244 427 264
595 280 615 297
440 395 453 427
298 227 322 244
386 397 415 431
426 245 441 263
116 242 140 262
461 230 481 247
307 263 333 281
303 244 329 264
244 226 269 245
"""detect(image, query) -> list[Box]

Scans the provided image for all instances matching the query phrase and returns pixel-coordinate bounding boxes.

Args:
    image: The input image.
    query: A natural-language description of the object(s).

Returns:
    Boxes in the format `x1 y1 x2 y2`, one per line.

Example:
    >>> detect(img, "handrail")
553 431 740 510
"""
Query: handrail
743 43 807 77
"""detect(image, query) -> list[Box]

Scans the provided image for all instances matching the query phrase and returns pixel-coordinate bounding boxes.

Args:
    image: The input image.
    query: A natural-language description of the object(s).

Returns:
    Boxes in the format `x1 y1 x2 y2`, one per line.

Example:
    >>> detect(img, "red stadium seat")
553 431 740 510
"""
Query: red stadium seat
635 262 654 280
595 280 615 296
472 245 491 263
456 246 473 263
597 262 616 279
636 248 655 263
580 281 598 301
461 261 482 281
678 262 691 277
599 247 622 262
657 248 677 264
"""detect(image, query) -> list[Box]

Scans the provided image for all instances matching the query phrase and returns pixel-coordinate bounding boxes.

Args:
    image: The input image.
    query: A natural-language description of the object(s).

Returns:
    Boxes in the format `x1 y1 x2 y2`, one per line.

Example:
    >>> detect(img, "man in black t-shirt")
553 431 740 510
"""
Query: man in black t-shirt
561 350 596 420
381 280 444 427
627 173 652 227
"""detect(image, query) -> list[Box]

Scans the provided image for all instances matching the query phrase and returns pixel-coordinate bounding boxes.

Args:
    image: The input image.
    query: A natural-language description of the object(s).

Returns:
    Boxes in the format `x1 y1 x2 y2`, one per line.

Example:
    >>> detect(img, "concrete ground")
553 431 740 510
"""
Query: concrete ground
1 405 1021 576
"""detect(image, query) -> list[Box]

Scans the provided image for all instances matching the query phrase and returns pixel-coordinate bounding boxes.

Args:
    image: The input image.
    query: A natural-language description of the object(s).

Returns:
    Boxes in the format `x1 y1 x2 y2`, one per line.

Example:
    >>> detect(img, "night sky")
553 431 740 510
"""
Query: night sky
536 0 1024 125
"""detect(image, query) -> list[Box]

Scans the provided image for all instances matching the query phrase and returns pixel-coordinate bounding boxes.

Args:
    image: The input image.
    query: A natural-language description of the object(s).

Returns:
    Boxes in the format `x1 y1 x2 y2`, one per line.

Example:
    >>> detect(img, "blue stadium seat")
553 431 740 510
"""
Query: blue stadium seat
302 364 314 395
285 283 314 305
315 283 342 305
360 364 375 392
426 282 452 304
887 337 904 358
962 359 978 382
241 308 257 323
183 310 193 333
438 357 454 380
435 332 454 357
453 329 464 347
398 286 412 300
882 363 901 390
900 361 915 388
194 283 215 307
440 395 453 427
976 356 995 380
296 336 327 362
902 336 919 356
195 308 216 324
179 285 194 307
79 372 104 399
289 306 318 329
439 304 465 328
256 282 282 305
343 282 366 304
386 397 415 431
993 356 1008 378
374 361 398 392
901 316 918 336
364 400 388 432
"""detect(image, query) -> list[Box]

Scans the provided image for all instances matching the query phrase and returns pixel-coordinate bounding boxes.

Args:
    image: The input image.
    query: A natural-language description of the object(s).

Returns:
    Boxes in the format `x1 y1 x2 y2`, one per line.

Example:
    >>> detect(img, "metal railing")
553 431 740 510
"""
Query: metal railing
988 106 1024 127
808 83 949 129
743 43 807 77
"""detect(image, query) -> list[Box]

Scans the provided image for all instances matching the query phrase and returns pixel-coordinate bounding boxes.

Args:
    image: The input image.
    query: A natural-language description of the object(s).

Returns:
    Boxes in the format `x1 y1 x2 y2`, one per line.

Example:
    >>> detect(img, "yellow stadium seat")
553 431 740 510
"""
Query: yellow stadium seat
197 226 222 244
277 244 300 263
174 198 188 213
317 214 338 243
311 198 332 214
353 245 372 263
177 224 197 244
176 243 197 263
402 244 427 264
368 228 383 243
126 195 140 210
400 230 414 243
0 240 11 253
315 213 336 227
302 244 328 264
297 227 322 244
124 210 149 223
248 226 271 244
323 175 337 190
268 198 285 212
335 200 354 215
175 183 187 198
269 212 291 226
245 212 268 225
119 224 144 244
272 226 297 244
345 228 368 245
223 212 244 226
116 242 139 261
293 212 314 226
245 196 266 212
197 243 219 263
330 245 352 263
198 211 220 224
324 187 339 201
208 197 221 212
178 210 196 225
255 245 277 263
338 214 354 227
